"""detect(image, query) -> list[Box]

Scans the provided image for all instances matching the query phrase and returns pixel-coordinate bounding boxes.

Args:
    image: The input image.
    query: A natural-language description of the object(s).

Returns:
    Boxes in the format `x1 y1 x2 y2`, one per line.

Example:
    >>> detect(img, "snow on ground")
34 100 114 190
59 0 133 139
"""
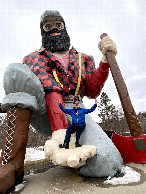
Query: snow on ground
24 146 45 162
15 180 28 192
104 166 141 185
0 147 141 185
25 147 141 185
0 147 46 162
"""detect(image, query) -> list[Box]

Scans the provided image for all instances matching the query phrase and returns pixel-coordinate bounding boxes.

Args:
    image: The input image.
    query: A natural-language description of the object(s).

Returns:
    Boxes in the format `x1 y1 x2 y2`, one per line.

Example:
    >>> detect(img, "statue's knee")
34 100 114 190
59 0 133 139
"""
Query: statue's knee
1 92 38 112
3 63 32 94
2 63 46 113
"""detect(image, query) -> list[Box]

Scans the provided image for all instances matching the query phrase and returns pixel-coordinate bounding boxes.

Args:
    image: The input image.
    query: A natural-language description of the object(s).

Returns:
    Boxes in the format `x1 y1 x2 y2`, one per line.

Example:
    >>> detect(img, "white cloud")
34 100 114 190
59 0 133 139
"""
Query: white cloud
126 0 137 14
126 75 146 83
0 0 146 115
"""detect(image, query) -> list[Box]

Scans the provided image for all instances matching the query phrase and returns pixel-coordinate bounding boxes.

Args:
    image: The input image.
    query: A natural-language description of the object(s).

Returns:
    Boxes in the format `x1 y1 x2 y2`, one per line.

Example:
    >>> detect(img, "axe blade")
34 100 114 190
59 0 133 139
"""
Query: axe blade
133 139 146 150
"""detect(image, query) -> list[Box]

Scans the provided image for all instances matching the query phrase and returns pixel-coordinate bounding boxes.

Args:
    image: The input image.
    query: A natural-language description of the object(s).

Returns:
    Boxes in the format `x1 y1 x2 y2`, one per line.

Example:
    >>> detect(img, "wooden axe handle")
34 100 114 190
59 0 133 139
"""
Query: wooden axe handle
100 33 143 137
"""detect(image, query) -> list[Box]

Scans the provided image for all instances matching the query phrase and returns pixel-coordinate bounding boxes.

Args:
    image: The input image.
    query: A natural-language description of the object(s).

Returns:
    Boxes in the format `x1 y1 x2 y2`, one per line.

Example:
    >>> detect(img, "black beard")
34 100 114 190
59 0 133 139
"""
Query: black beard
41 27 70 52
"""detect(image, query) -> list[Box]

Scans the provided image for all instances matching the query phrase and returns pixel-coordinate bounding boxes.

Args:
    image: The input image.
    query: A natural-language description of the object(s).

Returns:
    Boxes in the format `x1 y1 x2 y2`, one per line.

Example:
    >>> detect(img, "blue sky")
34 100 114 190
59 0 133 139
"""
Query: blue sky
0 0 146 121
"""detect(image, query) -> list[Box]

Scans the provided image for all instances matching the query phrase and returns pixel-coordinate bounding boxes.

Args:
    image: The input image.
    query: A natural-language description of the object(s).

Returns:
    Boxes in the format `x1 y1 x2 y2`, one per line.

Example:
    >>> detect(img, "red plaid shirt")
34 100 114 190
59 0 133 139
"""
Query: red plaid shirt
23 47 109 98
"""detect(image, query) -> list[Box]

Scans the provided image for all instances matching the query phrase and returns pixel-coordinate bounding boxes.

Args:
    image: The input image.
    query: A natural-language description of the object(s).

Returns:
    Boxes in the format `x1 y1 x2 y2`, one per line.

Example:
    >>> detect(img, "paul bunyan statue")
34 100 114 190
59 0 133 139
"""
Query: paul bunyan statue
0 10 122 193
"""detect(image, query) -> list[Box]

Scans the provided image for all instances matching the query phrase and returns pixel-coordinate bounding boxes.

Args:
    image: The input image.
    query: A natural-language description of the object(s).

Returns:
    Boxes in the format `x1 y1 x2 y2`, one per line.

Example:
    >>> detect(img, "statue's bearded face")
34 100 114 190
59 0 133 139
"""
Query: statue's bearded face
41 20 70 52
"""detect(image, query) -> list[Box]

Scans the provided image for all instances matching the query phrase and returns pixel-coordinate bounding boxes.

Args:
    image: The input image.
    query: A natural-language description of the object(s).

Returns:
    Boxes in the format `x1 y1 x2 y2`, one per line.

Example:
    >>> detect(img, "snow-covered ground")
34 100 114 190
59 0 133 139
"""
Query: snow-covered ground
0 147 46 163
25 147 141 186
24 146 45 162
104 166 140 185
0 147 141 185
25 148 141 185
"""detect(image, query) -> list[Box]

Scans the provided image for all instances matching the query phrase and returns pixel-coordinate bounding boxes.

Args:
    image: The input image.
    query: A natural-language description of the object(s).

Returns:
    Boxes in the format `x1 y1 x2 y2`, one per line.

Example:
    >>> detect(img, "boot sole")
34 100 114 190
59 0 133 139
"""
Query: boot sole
5 171 24 194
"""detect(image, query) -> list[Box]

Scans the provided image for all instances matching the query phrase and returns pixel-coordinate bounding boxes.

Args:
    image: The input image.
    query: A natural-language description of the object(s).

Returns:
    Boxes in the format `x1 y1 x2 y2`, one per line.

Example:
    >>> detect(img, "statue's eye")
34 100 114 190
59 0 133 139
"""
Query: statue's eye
56 23 64 30
45 24 52 30
57 23 61 28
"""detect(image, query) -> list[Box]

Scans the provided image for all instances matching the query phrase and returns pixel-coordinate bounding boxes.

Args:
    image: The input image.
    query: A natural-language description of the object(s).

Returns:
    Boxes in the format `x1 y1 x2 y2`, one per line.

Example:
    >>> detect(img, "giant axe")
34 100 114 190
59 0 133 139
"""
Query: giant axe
100 33 143 137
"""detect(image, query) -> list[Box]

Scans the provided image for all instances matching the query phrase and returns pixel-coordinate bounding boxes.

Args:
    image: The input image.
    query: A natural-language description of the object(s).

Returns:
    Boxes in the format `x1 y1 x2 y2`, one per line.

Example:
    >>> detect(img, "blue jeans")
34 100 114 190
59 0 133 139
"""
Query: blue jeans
64 123 86 143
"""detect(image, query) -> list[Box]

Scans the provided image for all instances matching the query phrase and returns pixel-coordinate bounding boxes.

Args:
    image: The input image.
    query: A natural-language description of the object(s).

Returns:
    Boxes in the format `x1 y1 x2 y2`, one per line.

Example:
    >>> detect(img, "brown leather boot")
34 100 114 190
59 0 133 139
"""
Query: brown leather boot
0 107 32 193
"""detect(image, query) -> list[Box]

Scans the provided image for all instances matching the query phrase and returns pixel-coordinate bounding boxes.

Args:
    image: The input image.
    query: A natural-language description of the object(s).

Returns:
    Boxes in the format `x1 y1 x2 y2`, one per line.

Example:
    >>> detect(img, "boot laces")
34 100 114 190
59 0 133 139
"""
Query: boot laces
2 107 17 165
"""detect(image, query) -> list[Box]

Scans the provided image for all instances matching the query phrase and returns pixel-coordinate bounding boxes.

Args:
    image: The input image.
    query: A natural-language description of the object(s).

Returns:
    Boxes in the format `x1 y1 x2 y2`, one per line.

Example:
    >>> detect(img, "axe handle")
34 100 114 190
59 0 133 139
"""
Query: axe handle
100 33 143 137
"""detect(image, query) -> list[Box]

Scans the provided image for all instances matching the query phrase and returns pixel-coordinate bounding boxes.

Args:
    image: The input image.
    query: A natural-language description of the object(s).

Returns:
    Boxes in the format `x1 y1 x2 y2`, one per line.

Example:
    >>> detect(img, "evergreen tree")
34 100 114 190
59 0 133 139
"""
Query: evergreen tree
98 92 119 123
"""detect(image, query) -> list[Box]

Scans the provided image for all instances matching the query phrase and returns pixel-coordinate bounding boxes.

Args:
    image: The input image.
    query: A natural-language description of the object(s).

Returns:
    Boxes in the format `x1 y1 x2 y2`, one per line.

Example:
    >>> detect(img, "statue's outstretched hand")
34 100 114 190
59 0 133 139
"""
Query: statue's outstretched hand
44 129 96 168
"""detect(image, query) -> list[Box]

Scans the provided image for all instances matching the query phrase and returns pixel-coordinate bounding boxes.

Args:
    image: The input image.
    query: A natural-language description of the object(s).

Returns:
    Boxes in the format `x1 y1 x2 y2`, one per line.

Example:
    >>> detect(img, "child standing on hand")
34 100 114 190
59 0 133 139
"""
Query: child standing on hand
58 96 98 149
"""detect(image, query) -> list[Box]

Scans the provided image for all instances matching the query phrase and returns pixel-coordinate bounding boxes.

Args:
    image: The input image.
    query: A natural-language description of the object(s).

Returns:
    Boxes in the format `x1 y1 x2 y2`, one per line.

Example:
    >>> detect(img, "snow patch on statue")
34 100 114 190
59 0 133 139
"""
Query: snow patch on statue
44 129 96 168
